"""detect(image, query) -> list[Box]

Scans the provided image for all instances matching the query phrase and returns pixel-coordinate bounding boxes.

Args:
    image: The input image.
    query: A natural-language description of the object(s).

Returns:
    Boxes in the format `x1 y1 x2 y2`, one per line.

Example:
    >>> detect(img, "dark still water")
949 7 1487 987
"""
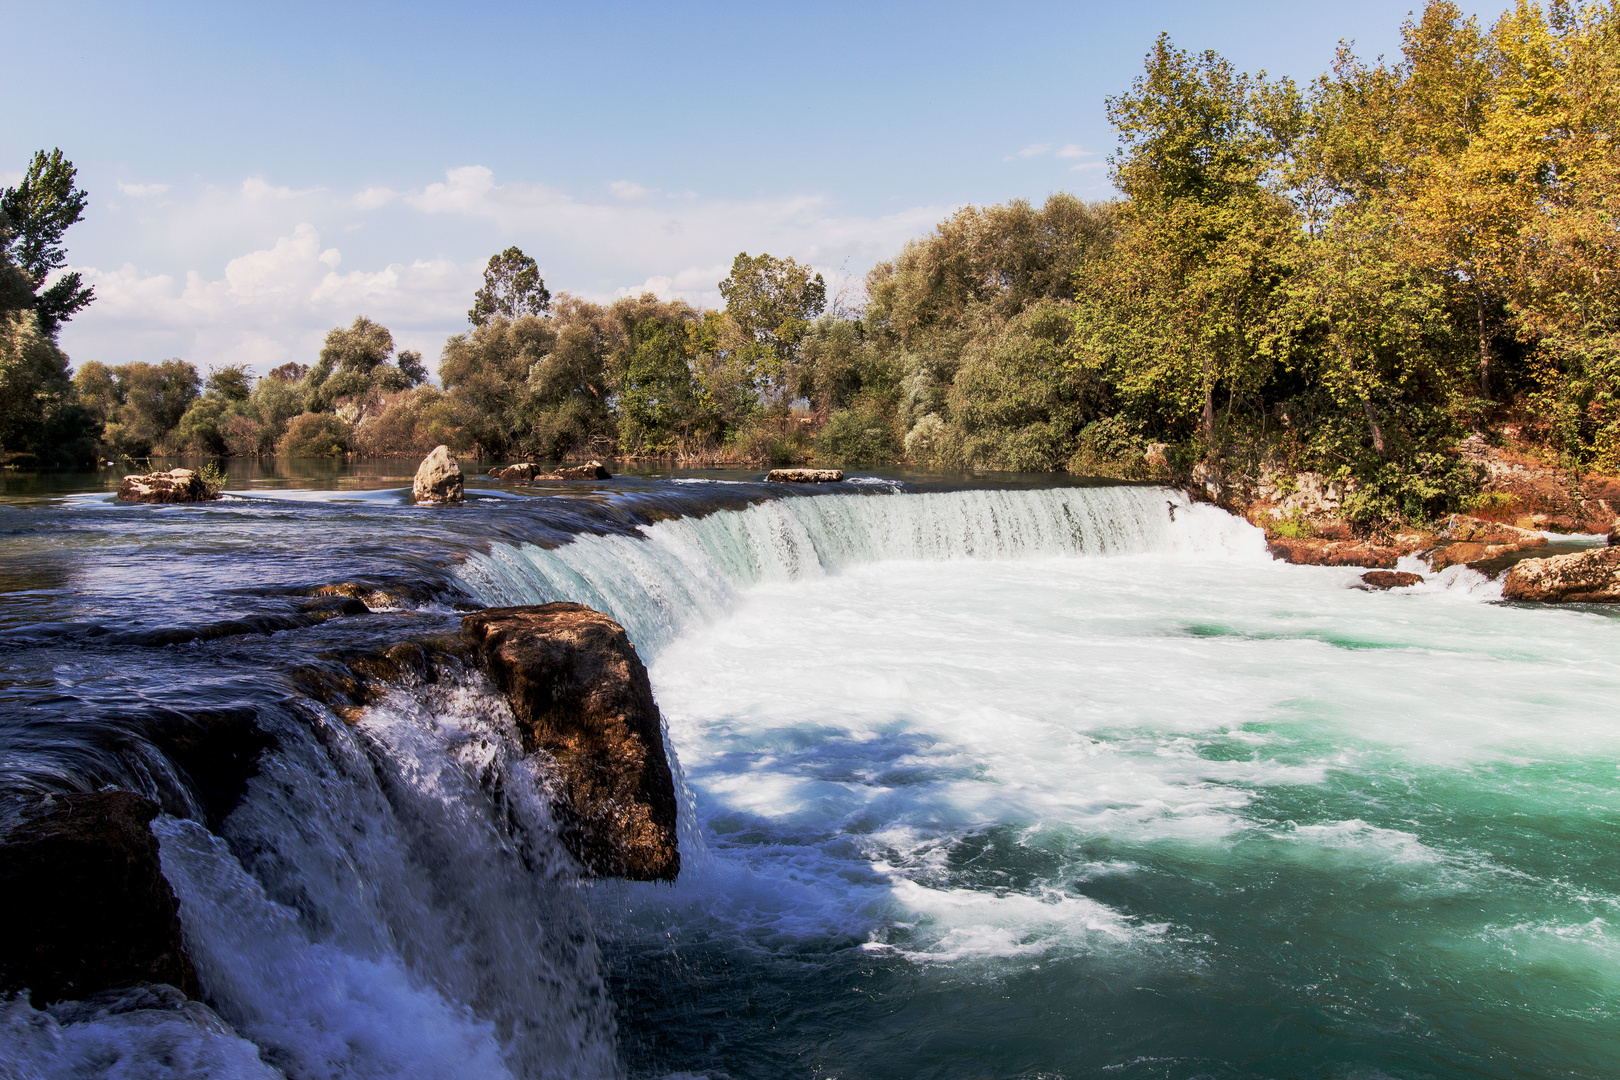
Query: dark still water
2 459 1617 1079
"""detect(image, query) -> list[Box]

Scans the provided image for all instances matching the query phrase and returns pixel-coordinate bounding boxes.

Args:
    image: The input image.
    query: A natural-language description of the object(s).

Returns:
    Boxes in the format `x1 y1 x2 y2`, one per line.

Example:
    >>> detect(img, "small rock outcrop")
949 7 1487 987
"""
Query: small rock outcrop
1502 546 1620 603
413 445 464 504
117 469 219 504
0 791 198 1005
766 468 844 483
488 461 611 482
460 603 678 880
1266 537 1402 569
1361 570 1424 590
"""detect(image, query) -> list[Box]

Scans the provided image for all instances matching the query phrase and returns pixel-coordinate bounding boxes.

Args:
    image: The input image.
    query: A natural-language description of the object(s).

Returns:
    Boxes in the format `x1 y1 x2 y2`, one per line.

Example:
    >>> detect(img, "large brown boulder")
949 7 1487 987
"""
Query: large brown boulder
460 603 678 880
412 445 464 504
0 791 198 1005
1502 546 1620 603
542 461 612 481
493 462 544 481
117 468 219 503
766 468 844 483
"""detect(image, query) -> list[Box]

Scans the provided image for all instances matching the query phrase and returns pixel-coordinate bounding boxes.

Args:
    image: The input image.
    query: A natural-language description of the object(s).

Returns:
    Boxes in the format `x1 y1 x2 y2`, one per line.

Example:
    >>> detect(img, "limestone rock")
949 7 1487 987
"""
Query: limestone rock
412 445 463 504
1502 546 1620 603
494 462 544 481
1361 570 1424 590
544 461 612 481
460 603 678 880
1438 514 1547 547
0 791 198 1005
1267 537 1401 569
117 469 218 504
766 468 844 483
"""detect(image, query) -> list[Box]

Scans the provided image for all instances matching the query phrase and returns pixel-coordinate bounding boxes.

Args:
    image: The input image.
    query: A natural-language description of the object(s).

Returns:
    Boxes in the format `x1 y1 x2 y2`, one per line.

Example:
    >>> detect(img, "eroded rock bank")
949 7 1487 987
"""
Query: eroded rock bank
1503 546 1620 603
460 603 679 881
0 791 198 1005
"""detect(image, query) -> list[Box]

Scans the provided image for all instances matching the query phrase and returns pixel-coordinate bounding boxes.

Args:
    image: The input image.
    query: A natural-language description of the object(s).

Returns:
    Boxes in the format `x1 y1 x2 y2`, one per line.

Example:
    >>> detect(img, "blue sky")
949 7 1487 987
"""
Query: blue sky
5 1 1495 375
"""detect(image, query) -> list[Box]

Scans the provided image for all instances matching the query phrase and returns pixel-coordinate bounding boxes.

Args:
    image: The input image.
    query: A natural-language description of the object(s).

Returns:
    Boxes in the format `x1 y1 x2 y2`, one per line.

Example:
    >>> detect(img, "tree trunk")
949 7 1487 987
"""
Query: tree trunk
1201 366 1217 447
1362 396 1387 456
1476 287 1492 398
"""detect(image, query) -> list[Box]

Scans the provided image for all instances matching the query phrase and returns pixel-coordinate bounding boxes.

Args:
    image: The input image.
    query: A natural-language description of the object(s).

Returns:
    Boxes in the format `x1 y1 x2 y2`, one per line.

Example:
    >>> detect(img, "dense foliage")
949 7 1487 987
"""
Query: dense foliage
7 1 1619 530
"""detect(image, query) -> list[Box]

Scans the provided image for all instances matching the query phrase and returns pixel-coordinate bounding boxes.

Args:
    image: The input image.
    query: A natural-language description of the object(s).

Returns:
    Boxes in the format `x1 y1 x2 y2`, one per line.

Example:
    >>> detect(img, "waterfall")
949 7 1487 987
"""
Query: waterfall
455 485 1266 650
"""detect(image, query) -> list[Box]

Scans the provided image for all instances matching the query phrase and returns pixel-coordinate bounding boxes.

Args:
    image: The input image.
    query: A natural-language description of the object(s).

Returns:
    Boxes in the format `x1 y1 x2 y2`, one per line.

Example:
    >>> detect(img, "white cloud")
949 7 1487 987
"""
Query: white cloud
240 177 323 201
610 180 651 200
1013 143 1054 159
1056 144 1098 159
1069 161 1107 172
117 181 171 197
351 186 397 210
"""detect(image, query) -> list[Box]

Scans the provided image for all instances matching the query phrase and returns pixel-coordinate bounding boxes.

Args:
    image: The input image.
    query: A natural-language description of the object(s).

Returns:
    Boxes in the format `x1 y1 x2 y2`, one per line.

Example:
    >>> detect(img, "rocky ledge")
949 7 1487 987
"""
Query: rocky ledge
413 445 464 504
1502 546 1620 603
117 468 219 503
0 791 198 1005
487 460 612 482
766 468 844 483
460 603 679 881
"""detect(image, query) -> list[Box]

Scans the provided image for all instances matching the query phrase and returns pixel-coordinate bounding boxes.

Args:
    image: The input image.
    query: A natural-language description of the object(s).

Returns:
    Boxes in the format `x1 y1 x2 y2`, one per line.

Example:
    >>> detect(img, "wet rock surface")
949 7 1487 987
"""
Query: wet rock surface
460 603 679 881
412 445 464 504
1266 537 1403 569
766 468 844 483
1361 570 1424 590
1502 546 1620 603
489 461 612 482
117 468 219 504
0 791 198 1005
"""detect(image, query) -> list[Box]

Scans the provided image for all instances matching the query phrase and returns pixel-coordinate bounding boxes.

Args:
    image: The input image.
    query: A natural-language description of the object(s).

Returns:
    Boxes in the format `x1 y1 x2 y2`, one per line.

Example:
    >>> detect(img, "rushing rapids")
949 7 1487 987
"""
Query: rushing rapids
1 466 1617 1079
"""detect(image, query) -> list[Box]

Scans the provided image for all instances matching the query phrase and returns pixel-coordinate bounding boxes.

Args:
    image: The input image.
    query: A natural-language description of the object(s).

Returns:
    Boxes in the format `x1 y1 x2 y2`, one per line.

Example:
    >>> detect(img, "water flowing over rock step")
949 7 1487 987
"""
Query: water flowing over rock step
298 601 679 881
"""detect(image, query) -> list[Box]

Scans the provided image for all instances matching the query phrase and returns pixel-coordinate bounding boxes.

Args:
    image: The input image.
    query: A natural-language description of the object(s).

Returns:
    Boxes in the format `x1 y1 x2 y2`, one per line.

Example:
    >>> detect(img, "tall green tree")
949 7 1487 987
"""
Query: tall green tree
469 247 551 326
717 252 826 399
1 150 95 338
1074 34 1305 453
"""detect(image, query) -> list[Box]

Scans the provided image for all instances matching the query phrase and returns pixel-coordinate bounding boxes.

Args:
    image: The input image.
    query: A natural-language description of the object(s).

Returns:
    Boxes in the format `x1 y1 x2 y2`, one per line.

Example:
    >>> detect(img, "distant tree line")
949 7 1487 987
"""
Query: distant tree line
5 1 1619 529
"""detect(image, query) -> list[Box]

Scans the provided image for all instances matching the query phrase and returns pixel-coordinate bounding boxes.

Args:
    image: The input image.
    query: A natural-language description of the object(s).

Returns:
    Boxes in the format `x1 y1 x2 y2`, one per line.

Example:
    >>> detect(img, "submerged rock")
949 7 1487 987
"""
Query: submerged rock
460 603 678 881
412 445 464 504
1361 570 1424 590
0 791 198 1005
117 468 219 504
489 461 612 482
1502 546 1620 603
766 468 844 483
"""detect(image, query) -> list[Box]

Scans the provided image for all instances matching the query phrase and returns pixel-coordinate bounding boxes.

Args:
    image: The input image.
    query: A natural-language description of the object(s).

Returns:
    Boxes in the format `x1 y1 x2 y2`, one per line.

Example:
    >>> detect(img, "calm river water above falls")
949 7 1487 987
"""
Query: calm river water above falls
1 461 1617 1080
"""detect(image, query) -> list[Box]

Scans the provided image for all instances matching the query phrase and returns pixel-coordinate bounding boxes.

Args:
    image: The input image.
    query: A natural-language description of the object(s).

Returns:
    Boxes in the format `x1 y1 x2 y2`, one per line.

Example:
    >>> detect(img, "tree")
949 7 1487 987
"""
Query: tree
469 247 551 326
1075 35 1305 452
717 252 826 399
306 316 425 410
0 150 94 338
205 364 254 402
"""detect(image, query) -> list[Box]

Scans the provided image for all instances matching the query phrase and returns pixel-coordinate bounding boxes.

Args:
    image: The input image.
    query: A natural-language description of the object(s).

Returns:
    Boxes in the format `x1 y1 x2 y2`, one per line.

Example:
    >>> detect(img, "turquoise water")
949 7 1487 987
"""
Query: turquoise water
587 548 1620 1079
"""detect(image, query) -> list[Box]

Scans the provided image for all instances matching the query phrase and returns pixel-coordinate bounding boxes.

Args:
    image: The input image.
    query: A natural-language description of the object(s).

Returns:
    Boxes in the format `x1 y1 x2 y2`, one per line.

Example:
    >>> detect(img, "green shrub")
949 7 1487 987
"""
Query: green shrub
277 412 351 457
814 404 899 465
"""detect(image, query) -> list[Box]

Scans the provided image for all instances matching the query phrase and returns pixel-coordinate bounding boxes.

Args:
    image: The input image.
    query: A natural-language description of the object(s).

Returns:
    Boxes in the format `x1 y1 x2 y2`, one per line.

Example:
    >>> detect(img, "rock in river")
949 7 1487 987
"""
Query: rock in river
117 468 219 503
460 603 679 880
766 468 844 483
1362 570 1424 590
1502 546 1620 603
0 791 198 1005
413 445 463 504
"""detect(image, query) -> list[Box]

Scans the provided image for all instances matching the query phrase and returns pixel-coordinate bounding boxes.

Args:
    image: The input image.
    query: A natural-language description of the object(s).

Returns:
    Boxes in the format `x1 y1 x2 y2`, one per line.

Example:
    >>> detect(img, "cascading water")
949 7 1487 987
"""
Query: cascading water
454 485 1262 649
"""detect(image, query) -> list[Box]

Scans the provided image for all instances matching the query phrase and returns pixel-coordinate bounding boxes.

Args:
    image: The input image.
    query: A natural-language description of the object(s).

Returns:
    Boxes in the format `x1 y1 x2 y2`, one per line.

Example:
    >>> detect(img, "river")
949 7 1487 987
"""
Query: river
2 461 1616 1079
